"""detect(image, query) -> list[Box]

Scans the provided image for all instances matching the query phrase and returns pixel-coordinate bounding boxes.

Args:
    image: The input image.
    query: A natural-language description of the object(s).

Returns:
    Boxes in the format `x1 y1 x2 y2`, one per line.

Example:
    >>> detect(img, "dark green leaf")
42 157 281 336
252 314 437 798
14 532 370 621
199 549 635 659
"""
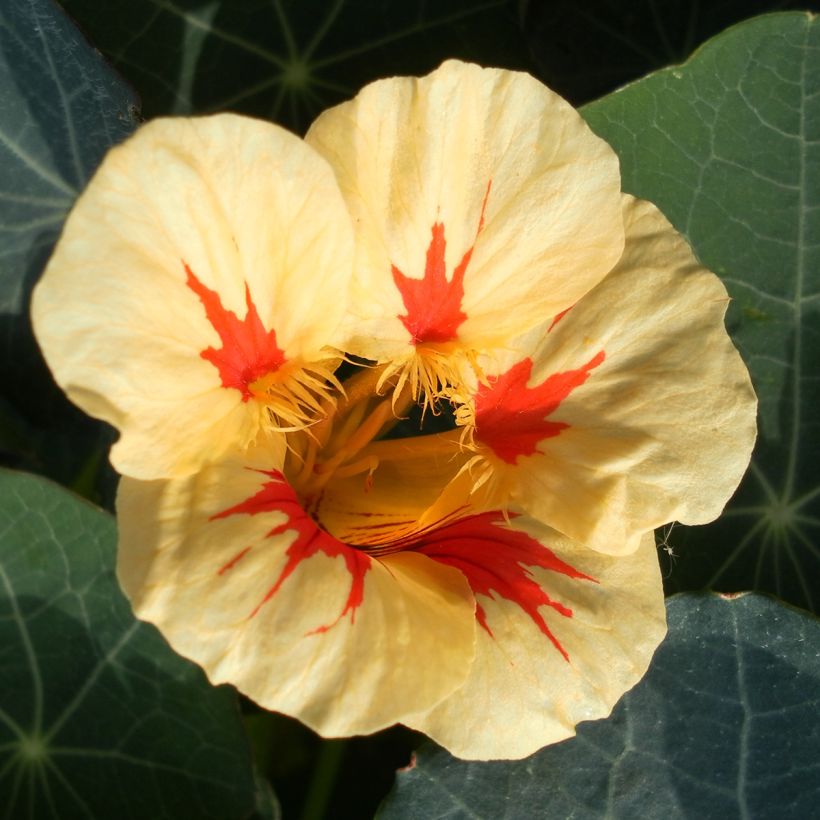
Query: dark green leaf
523 0 814 106
59 0 533 132
0 470 261 819
0 0 138 494
380 593 820 819
582 12 820 612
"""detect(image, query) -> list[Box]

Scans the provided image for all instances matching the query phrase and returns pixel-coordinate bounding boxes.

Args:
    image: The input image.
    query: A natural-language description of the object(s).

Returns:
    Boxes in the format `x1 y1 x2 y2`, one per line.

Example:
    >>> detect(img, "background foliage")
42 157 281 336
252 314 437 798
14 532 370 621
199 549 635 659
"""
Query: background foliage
380 594 820 819
1 1 819 818
583 10 820 614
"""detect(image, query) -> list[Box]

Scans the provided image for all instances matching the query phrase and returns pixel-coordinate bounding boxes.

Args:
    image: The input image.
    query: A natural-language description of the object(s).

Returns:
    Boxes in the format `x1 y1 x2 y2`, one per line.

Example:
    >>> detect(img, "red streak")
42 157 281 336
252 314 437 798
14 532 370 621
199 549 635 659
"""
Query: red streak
185 262 286 401
475 351 605 464
212 471 371 631
548 305 573 332
414 513 596 660
392 181 491 345
217 546 252 575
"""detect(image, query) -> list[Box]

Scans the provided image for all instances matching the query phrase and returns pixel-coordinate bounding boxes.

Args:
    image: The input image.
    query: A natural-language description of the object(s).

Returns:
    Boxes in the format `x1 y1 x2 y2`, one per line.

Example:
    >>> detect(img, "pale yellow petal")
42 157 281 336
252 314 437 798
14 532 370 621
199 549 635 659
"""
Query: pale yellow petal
31 114 354 479
117 443 477 736
306 59 623 360
407 526 665 760
471 195 757 554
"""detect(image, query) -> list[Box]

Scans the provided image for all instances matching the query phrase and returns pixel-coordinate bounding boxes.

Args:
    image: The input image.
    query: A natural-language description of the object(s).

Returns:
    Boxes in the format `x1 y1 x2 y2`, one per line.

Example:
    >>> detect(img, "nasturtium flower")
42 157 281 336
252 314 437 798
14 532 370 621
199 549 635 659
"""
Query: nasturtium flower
31 60 756 761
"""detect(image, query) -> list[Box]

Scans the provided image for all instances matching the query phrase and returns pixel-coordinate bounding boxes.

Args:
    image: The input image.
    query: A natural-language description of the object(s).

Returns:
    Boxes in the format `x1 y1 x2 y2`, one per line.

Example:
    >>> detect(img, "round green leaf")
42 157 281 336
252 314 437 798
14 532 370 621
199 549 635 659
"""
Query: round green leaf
379 593 820 819
0 470 260 819
582 12 820 612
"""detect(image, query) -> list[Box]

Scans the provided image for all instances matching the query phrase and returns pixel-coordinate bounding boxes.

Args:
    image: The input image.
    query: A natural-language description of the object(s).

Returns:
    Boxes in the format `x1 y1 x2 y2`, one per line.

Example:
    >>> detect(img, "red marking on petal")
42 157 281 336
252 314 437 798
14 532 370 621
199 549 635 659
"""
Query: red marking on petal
184 262 286 401
475 351 605 464
392 181 491 345
415 513 596 660
548 305 573 332
217 545 252 575
213 471 371 630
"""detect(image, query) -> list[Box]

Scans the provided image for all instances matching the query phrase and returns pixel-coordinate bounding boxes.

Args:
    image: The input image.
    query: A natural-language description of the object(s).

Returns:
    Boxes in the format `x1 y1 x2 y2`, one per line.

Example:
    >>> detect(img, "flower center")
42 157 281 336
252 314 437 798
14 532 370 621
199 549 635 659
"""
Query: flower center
280 360 479 552
284 364 412 510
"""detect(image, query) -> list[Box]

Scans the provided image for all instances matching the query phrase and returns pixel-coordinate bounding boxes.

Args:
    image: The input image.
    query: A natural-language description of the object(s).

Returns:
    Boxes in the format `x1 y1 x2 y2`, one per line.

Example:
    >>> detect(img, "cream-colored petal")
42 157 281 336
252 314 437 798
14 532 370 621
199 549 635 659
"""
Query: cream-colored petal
31 114 354 479
471 195 757 554
116 443 476 736
306 59 623 361
407 525 665 760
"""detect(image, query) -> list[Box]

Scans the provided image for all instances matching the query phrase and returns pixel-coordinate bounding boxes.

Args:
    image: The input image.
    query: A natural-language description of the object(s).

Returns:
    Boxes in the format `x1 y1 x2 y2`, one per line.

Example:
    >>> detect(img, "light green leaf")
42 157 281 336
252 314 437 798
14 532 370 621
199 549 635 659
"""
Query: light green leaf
0 0 138 491
379 593 820 819
59 0 532 132
0 470 261 819
582 12 820 612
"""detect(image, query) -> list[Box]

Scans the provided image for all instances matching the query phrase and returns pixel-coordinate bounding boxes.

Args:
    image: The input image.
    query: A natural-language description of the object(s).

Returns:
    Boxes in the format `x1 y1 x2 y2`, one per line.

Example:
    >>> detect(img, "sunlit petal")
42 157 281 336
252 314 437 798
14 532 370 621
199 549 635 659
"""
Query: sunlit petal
117 444 477 735
466 196 757 554
32 114 355 478
306 59 624 375
408 525 665 759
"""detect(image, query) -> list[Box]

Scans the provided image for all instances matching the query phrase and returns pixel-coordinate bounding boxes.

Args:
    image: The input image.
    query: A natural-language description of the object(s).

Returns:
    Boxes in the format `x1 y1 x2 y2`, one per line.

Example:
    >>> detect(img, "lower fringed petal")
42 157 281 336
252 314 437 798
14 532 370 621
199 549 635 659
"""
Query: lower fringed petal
116 446 477 736
406 524 665 760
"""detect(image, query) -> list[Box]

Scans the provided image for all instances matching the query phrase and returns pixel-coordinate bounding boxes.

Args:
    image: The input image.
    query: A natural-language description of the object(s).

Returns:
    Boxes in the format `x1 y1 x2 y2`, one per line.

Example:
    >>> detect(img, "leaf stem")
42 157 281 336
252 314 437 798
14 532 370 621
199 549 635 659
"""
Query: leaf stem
299 739 347 820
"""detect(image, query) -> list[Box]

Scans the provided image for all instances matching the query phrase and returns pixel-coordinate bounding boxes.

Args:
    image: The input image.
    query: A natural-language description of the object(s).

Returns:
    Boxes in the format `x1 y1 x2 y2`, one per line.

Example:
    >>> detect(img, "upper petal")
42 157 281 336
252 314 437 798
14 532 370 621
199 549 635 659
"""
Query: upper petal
469 195 757 554
406 524 665 760
306 59 624 360
31 114 355 479
116 443 477 736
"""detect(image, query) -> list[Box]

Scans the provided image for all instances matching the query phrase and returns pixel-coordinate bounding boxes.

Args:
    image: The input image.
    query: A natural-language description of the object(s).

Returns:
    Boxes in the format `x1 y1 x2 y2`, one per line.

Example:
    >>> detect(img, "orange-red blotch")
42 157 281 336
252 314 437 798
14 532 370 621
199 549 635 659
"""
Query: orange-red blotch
475 351 605 464
184 262 286 401
212 471 371 631
392 182 491 345
416 513 596 660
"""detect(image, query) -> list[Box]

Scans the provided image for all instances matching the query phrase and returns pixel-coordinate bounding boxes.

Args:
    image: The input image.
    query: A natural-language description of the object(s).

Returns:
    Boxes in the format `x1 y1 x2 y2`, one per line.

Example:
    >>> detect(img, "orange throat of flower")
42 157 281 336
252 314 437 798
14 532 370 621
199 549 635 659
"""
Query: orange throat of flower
285 364 409 511
281 362 480 552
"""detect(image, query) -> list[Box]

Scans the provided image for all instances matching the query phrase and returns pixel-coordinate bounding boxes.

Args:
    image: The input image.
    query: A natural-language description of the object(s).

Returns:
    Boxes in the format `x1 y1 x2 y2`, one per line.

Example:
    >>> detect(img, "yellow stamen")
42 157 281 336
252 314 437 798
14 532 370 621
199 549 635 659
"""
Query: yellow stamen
323 397 372 459
331 454 380 481
307 362 389 452
295 383 413 499
293 435 319 488
363 429 464 462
